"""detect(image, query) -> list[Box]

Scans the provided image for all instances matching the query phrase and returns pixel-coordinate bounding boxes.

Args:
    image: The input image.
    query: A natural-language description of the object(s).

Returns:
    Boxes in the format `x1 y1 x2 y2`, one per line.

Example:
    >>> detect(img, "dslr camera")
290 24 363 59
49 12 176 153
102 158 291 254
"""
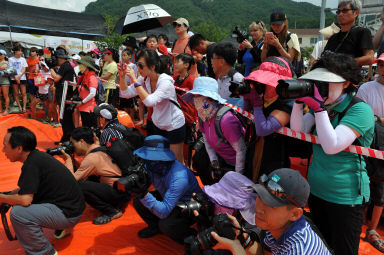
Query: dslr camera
177 192 215 218
232 27 249 44
184 213 237 255
229 80 265 97
67 94 82 112
46 141 74 156
276 79 328 100
114 161 151 194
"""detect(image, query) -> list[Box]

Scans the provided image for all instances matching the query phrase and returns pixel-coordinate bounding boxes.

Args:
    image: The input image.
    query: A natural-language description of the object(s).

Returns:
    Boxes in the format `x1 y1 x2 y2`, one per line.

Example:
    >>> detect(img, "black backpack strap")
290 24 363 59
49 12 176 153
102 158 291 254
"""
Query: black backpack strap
108 125 135 149
169 99 182 109
337 97 363 123
214 106 247 146
89 146 107 154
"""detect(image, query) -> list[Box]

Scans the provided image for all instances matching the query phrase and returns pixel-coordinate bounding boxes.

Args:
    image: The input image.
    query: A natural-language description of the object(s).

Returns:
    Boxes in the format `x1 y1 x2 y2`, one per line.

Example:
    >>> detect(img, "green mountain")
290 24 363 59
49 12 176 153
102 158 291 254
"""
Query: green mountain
84 0 335 32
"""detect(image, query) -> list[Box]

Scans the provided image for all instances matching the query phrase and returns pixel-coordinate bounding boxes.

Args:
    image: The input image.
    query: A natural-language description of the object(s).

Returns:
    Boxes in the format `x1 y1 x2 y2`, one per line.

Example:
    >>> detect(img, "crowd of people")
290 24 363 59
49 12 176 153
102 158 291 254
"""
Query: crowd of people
1 1 384 254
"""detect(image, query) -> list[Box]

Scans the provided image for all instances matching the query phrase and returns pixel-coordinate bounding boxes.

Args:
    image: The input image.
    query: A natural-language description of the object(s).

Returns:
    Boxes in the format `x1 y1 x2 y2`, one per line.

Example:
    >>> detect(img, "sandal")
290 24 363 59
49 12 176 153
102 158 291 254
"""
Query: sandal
92 210 122 225
365 229 384 252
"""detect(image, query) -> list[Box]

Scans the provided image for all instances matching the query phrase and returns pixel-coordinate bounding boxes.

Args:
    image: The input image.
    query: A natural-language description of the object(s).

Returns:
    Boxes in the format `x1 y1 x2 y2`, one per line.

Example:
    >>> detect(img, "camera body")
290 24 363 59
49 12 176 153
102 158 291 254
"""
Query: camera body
177 193 215 218
232 27 249 44
45 47 58 69
276 79 329 100
46 141 75 156
114 161 150 194
229 80 265 98
184 213 237 255
67 94 82 112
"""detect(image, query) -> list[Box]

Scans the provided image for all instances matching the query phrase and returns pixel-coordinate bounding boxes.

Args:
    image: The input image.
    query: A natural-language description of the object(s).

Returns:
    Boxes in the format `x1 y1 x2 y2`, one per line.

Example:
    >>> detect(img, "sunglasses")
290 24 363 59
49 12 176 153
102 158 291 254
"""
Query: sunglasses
259 174 301 207
137 62 146 69
173 23 183 28
336 8 354 14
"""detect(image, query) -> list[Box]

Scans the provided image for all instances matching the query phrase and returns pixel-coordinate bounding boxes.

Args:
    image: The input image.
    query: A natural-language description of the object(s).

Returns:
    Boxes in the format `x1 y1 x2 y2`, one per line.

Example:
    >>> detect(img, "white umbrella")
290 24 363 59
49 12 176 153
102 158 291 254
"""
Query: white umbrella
116 4 174 35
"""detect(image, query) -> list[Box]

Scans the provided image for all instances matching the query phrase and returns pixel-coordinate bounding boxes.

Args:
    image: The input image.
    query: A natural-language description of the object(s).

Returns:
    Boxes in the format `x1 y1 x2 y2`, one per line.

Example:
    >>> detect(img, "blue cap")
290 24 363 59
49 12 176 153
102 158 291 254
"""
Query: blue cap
0 50 6 55
134 135 176 161
181 77 226 104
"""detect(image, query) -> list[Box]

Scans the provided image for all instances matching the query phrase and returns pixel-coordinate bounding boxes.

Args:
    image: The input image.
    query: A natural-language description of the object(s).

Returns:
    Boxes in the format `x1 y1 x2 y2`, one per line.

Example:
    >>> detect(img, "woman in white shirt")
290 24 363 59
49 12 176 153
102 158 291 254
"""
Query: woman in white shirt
118 48 185 162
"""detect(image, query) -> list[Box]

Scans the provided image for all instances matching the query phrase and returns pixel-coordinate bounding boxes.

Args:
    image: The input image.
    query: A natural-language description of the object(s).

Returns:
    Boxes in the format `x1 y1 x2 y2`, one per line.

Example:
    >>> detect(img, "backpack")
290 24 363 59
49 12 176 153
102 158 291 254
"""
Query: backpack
90 125 145 176
338 97 384 182
81 75 107 105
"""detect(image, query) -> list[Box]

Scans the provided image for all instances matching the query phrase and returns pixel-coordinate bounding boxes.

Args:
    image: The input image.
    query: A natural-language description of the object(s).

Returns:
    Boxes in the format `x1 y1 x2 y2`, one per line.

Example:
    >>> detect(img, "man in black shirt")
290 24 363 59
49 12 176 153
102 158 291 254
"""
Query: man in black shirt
50 48 76 142
188 34 217 78
0 126 85 255
324 0 374 66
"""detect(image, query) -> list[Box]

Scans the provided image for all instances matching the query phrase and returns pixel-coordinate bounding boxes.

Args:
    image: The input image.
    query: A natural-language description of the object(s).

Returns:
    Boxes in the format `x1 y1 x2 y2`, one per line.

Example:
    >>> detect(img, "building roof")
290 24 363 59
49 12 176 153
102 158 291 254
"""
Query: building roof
289 28 319 36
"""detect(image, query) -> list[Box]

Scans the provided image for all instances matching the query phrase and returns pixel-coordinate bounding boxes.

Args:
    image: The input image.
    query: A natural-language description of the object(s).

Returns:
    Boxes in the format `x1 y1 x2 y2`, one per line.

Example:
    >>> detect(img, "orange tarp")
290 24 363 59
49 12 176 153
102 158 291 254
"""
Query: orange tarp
0 114 382 254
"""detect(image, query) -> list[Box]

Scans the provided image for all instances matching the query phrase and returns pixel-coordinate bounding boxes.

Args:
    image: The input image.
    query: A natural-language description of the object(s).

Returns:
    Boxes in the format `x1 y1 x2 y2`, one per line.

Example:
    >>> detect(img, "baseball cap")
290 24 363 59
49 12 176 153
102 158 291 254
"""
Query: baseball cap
270 9 286 25
94 103 118 120
251 168 310 208
71 54 81 61
173 17 189 27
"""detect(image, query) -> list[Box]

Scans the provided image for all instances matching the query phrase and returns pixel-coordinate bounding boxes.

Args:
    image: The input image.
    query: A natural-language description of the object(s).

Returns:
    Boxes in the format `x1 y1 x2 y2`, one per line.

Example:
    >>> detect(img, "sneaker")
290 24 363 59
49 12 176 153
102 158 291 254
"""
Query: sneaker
54 228 72 239
138 226 160 238
92 210 123 225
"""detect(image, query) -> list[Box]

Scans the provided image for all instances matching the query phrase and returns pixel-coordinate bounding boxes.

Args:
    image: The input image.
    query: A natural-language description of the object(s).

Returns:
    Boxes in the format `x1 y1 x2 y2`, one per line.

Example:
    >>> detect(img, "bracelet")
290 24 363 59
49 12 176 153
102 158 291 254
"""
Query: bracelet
134 83 142 88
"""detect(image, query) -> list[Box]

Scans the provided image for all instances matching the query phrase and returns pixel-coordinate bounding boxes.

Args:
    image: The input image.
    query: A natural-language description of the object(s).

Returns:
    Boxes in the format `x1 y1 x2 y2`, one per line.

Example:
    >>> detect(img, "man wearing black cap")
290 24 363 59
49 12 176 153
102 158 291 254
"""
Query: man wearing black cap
211 168 331 255
324 0 374 66
50 48 76 143
94 103 126 146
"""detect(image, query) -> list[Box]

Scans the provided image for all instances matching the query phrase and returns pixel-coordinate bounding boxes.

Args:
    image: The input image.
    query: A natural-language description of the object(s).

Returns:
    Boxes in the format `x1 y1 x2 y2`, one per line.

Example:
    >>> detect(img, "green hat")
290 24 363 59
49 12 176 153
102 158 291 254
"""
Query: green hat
77 56 98 72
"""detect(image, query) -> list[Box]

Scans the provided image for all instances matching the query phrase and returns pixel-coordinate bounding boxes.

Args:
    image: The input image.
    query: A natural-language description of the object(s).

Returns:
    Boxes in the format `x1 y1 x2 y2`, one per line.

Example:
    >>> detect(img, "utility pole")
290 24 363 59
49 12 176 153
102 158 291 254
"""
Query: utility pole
319 0 327 40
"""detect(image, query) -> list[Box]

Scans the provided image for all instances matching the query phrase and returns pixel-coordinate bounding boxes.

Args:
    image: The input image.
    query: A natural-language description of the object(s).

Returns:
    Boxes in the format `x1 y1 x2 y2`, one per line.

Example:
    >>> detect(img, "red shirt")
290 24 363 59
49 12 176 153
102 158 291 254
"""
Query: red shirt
173 74 197 126
78 71 98 112
27 57 39 79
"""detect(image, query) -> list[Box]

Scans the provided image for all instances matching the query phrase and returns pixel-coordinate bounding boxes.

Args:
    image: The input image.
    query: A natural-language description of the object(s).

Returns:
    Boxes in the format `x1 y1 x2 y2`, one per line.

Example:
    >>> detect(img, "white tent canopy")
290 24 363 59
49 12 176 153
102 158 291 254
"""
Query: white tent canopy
0 31 96 54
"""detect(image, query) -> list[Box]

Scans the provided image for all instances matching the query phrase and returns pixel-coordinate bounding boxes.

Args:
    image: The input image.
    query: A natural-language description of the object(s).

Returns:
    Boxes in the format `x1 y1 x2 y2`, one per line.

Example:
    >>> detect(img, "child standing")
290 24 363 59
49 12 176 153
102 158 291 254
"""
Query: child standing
0 49 10 116
8 46 28 113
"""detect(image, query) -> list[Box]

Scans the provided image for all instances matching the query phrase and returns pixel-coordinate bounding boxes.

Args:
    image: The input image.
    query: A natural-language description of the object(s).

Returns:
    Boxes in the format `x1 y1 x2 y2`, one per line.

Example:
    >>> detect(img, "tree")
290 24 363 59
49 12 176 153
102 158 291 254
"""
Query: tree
192 23 228 42
95 14 127 50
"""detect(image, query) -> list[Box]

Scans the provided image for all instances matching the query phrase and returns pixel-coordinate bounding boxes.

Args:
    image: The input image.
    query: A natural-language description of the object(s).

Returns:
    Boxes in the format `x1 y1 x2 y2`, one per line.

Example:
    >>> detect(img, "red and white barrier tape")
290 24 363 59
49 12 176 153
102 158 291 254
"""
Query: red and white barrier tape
88 78 384 160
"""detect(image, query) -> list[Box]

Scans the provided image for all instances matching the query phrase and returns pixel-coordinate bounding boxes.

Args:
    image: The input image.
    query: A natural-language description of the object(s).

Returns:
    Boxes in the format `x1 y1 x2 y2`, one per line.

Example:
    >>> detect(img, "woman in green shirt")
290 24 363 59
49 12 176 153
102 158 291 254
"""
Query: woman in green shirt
290 52 374 255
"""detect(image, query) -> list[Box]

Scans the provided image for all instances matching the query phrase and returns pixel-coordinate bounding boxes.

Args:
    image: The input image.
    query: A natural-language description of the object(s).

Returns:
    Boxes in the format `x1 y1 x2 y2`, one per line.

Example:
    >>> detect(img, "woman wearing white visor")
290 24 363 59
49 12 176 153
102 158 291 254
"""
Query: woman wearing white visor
289 52 374 255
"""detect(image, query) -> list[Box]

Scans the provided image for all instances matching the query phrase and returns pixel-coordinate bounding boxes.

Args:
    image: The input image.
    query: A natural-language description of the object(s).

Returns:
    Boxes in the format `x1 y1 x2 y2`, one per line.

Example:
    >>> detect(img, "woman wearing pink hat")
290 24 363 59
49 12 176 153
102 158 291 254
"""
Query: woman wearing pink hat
242 56 295 179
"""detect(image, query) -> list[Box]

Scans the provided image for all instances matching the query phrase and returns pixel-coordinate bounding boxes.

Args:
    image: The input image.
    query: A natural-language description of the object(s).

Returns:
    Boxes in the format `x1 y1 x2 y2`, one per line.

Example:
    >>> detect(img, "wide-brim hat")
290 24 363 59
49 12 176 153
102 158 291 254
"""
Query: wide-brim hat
56 48 69 59
240 193 256 226
299 67 346 83
181 77 226 104
94 103 118 120
78 56 98 72
245 57 293 88
134 135 176 161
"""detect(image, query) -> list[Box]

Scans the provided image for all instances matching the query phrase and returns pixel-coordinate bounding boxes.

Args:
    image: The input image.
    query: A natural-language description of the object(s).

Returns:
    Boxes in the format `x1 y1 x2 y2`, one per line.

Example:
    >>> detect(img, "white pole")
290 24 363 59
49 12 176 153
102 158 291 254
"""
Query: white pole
60 81 68 120
320 0 327 41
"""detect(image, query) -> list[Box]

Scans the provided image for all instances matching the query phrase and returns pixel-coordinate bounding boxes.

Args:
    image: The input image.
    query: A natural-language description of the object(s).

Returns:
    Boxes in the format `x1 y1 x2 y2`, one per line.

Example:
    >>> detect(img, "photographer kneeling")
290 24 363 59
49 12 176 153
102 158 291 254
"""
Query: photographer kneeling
62 127 128 225
0 126 85 255
211 168 331 255
132 135 201 243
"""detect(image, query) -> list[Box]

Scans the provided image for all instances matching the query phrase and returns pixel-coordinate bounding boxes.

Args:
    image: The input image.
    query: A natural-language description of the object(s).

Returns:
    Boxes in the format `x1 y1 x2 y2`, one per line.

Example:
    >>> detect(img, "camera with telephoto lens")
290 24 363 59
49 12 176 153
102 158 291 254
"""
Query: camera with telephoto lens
177 193 215 218
46 141 74 156
229 81 251 97
184 213 237 255
232 26 249 43
276 79 329 100
115 161 150 194
0 191 17 241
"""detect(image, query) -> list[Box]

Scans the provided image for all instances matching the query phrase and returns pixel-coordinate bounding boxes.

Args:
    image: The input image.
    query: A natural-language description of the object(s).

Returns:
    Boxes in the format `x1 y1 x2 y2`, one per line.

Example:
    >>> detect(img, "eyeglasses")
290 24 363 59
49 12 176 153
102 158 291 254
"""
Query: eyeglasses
259 174 301 207
336 8 354 14
137 62 146 69
173 23 183 28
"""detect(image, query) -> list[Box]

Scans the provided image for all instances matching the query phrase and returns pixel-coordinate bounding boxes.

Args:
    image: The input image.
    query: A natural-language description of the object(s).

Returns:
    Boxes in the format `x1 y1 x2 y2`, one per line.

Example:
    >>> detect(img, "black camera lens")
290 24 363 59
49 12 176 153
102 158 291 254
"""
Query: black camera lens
276 79 315 99
229 81 251 97
46 141 74 156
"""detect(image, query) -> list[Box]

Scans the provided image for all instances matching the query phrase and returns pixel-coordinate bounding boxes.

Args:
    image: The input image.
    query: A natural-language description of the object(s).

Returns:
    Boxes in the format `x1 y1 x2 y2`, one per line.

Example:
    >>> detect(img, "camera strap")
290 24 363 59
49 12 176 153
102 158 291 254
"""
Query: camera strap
0 205 17 241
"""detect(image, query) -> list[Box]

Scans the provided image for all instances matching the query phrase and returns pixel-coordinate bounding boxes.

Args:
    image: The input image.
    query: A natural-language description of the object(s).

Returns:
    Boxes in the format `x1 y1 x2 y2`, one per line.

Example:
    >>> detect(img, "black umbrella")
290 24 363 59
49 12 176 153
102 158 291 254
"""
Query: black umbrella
114 4 174 35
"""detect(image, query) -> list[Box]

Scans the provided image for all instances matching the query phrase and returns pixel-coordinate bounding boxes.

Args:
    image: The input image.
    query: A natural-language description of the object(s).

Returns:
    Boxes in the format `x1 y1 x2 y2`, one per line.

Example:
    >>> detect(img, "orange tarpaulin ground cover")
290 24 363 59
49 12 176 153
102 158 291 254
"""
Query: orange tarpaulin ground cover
0 114 382 255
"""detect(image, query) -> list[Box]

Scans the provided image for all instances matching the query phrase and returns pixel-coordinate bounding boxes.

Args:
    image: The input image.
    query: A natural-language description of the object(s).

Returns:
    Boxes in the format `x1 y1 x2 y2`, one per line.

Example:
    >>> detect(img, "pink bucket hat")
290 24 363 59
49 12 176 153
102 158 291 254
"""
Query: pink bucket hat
244 56 294 88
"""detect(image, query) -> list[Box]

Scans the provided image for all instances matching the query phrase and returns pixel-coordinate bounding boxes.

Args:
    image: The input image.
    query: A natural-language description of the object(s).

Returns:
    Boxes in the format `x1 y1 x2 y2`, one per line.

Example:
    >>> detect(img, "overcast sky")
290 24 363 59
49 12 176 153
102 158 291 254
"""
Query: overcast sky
9 0 340 12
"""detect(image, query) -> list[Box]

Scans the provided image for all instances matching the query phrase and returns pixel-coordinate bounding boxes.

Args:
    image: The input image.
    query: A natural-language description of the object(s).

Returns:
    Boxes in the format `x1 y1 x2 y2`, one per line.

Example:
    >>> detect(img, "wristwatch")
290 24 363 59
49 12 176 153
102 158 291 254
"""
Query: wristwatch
134 83 142 88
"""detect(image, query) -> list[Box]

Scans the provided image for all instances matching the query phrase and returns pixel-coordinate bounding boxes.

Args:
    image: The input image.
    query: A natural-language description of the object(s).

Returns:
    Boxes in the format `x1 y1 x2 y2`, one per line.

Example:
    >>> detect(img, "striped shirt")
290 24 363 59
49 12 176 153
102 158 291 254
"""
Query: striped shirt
100 119 126 146
264 216 331 255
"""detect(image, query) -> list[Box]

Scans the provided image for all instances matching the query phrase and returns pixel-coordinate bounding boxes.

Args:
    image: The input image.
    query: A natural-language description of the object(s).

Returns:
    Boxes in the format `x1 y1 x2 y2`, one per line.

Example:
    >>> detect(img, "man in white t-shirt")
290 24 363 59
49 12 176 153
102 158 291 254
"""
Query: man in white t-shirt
357 53 384 252
8 46 28 112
